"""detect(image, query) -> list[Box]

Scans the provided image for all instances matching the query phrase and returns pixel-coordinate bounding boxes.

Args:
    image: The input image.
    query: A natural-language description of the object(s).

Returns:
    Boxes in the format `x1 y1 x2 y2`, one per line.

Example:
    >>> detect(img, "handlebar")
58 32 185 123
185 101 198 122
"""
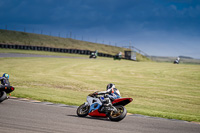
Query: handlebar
88 92 108 97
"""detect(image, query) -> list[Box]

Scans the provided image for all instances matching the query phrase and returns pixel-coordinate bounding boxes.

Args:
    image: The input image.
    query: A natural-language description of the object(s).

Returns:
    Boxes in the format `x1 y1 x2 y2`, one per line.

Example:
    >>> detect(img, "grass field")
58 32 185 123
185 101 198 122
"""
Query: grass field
0 50 200 122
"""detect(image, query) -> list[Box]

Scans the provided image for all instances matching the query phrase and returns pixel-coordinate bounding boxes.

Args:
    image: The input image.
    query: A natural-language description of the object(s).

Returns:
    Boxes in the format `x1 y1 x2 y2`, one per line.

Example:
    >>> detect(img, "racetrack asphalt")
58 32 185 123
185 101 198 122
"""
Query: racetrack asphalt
0 98 199 133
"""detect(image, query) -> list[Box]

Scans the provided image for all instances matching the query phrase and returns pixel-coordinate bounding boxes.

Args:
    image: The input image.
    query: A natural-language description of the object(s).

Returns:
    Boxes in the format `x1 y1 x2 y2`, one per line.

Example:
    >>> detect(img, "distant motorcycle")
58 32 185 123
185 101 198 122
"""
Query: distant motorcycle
174 57 180 64
89 50 98 59
113 52 122 60
89 53 97 59
77 92 132 121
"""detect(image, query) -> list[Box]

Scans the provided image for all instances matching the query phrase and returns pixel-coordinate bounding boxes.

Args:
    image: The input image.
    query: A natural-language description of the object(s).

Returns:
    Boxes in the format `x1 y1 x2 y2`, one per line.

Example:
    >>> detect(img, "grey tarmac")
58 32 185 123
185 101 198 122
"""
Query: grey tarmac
0 53 88 59
0 99 199 133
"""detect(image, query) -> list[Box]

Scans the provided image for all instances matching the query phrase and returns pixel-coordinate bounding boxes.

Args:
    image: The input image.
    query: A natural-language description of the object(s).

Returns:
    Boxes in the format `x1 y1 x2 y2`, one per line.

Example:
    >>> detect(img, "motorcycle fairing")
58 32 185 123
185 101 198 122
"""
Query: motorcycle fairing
87 96 102 105
112 98 133 106
89 103 101 113
0 85 15 94
88 109 107 117
86 96 107 117
86 96 104 114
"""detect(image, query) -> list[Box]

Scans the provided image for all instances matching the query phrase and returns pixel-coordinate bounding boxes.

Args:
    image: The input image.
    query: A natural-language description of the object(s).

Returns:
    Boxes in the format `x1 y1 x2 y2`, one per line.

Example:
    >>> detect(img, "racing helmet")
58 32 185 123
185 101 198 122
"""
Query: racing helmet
3 73 9 79
106 83 115 90
106 83 121 96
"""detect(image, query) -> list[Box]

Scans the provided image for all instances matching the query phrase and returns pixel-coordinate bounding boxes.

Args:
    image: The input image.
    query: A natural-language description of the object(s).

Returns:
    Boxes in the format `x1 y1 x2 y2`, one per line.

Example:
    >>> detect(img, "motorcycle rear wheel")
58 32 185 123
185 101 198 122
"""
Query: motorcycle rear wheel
77 103 90 117
0 91 7 103
109 105 127 122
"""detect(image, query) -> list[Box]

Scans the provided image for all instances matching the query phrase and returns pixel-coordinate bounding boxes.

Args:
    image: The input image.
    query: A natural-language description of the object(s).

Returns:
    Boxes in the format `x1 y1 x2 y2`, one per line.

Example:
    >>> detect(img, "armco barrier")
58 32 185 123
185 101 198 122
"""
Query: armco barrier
0 44 114 58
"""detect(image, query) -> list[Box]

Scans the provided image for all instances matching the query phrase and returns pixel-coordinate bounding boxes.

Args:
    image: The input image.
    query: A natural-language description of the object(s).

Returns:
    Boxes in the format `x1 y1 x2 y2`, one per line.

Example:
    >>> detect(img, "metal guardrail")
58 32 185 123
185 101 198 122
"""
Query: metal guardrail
0 44 114 58
123 45 151 60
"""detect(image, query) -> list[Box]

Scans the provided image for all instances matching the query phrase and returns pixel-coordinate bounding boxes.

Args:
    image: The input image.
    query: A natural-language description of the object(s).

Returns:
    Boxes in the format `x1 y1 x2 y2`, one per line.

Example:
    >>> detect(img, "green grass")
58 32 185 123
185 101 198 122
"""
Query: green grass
0 50 200 122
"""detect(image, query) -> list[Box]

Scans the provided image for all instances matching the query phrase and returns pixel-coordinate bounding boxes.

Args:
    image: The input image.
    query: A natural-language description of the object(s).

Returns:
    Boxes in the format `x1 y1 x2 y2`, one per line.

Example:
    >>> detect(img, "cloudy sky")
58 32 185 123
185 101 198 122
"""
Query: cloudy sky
0 0 200 58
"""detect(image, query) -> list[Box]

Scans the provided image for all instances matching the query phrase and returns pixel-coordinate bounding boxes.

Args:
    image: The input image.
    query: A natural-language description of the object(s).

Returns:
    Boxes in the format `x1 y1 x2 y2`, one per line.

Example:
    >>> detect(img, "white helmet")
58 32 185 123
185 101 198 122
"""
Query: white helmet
106 83 115 90
106 83 121 96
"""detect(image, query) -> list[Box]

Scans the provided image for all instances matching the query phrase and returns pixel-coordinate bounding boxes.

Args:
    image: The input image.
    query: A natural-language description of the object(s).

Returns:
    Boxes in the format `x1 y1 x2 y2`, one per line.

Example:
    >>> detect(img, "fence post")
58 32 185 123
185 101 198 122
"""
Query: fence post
70 32 72 38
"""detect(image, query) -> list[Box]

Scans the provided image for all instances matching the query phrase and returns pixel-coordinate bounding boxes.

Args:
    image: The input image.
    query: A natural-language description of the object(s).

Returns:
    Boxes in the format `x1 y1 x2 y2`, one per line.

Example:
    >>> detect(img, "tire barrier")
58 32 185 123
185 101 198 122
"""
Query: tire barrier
0 44 114 58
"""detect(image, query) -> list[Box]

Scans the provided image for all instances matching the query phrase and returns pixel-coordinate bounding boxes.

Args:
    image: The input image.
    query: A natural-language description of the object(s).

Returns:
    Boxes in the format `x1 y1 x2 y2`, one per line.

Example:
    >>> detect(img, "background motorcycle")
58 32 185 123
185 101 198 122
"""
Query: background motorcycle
89 50 98 59
77 92 132 121
89 54 97 59
174 57 180 64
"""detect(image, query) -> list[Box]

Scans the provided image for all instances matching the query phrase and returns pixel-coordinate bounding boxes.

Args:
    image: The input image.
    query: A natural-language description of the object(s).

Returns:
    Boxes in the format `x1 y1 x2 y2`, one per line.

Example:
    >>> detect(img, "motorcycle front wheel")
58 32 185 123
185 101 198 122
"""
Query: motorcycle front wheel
109 105 127 122
77 103 90 117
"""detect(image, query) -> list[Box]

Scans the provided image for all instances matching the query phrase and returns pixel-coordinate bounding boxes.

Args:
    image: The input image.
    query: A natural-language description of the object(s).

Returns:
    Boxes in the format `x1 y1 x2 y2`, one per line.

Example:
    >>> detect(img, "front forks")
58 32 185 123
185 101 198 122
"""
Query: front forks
109 106 118 113
99 104 118 114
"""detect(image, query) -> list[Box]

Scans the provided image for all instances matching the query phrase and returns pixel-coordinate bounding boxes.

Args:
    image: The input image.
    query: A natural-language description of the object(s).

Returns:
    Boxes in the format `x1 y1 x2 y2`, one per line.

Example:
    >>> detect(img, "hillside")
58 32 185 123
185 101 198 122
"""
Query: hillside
0 29 151 61
0 29 128 54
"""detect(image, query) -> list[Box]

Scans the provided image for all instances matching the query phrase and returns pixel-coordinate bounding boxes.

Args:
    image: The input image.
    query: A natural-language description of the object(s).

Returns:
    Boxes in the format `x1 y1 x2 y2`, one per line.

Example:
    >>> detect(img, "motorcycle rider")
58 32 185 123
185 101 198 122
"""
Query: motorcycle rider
0 73 10 99
0 73 10 87
93 83 121 100
106 83 121 100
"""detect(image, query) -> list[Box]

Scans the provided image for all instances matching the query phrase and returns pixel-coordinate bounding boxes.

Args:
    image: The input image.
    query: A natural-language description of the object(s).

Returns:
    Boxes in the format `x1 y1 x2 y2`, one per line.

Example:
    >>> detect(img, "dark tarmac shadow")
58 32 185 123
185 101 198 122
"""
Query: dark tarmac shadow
67 115 110 122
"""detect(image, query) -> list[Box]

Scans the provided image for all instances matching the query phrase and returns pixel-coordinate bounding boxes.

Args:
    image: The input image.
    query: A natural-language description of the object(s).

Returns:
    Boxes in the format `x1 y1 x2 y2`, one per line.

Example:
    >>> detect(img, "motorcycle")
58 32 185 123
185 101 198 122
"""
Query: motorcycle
174 57 180 64
113 52 122 60
0 81 15 103
174 59 179 64
77 92 133 121
89 50 98 59
89 54 97 59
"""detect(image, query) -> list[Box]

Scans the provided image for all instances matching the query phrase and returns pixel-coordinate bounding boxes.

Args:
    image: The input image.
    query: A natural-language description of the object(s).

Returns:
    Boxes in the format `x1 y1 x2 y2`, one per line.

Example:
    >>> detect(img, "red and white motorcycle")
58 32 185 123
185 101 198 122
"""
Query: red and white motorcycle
77 92 133 121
